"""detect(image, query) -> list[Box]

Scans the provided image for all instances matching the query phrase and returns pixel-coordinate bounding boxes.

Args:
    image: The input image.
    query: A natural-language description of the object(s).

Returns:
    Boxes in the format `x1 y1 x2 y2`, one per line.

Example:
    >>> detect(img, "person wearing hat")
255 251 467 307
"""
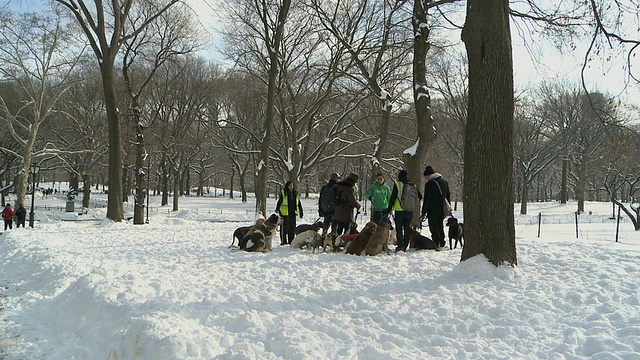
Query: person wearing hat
276 181 304 245
386 169 419 252
333 172 361 236
318 172 340 236
2 203 15 231
420 165 450 250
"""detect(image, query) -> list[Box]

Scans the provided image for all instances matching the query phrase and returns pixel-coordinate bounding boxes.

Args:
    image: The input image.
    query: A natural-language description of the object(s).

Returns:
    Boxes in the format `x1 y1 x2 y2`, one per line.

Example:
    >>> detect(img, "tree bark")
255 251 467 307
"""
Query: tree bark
461 0 517 266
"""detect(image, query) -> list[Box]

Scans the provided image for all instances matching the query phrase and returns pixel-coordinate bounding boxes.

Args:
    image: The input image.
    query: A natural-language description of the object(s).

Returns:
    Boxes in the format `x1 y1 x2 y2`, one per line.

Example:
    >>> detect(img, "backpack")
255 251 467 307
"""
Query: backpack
319 184 337 213
400 182 420 212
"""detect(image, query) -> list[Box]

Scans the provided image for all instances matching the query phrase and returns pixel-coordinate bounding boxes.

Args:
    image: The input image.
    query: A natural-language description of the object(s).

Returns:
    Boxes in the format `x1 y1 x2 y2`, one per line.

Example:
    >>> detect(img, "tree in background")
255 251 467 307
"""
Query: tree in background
55 0 183 221
0 11 83 209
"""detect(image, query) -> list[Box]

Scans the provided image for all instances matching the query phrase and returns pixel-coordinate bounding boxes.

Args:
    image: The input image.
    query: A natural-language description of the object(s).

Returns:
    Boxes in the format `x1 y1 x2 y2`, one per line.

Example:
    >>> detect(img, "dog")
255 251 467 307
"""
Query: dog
239 219 265 250
345 221 377 255
290 230 319 249
446 217 464 249
320 233 336 253
294 221 324 235
309 233 325 253
365 219 392 256
243 214 281 252
407 228 438 250
231 225 253 248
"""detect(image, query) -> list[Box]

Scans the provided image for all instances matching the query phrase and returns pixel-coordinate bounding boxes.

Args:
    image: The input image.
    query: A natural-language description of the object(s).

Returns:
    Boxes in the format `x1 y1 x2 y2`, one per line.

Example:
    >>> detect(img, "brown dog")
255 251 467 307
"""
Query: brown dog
365 219 392 256
345 221 377 255
407 228 437 250
242 214 281 252
320 233 336 253
294 221 324 235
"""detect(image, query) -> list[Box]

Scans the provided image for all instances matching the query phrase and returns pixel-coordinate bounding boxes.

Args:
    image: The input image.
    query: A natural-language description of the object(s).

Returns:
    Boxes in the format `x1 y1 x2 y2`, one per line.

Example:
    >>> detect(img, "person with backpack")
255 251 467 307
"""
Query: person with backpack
276 181 304 245
386 169 421 252
420 165 451 250
2 203 15 231
318 173 340 236
364 172 391 224
333 172 361 236
15 204 27 228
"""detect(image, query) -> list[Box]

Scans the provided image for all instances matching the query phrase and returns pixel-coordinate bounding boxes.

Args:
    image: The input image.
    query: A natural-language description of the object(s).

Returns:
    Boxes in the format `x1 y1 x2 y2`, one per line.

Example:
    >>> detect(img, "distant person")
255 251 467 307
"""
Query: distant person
276 181 304 245
364 172 391 224
420 165 450 250
2 203 14 230
333 172 361 235
15 204 27 228
318 173 340 236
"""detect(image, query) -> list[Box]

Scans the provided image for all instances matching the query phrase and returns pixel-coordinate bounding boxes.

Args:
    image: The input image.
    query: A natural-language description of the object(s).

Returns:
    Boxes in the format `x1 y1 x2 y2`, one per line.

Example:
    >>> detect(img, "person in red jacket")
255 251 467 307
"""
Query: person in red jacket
2 203 15 230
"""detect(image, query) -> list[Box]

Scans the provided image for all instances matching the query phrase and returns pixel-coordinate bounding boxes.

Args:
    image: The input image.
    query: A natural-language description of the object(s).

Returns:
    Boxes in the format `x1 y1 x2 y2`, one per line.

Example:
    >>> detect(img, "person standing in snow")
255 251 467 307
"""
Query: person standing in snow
318 172 340 236
333 172 361 236
420 165 450 250
2 203 15 230
364 172 391 224
276 181 304 245
15 204 27 228
387 170 419 252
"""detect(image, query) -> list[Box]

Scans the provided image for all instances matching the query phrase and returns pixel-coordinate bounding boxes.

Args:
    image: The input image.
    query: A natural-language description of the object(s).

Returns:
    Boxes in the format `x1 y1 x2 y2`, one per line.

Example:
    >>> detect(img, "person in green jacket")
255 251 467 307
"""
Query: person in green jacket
364 172 391 224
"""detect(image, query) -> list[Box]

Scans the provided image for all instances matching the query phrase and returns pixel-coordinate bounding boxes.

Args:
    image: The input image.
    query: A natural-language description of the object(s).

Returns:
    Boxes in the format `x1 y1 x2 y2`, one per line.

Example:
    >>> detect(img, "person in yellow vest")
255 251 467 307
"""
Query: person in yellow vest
276 181 304 245
386 169 419 252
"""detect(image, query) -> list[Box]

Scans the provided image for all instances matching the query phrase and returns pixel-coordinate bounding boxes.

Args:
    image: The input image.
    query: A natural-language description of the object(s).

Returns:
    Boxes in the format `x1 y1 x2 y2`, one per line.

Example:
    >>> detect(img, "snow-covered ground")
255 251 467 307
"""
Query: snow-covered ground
1 189 638 359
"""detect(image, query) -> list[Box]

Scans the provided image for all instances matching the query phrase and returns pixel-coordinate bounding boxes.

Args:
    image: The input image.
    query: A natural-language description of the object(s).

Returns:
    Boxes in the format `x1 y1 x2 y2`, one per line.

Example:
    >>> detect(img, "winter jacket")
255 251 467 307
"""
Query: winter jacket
364 182 391 210
276 189 303 218
15 207 27 221
421 173 450 219
333 181 361 224
2 205 14 221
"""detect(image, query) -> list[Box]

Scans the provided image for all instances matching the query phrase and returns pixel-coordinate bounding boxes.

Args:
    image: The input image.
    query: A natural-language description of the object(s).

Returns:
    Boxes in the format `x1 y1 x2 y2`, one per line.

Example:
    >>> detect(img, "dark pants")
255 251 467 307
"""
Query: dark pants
428 216 446 248
322 213 337 236
16 218 25 228
394 211 413 250
371 210 389 224
4 219 12 230
281 216 296 245
335 221 352 236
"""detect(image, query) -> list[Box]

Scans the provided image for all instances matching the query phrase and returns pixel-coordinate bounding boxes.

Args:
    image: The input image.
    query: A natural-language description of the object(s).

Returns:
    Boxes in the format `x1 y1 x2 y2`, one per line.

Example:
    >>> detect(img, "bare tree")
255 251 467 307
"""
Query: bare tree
0 11 83 208
55 0 184 221
120 4 197 224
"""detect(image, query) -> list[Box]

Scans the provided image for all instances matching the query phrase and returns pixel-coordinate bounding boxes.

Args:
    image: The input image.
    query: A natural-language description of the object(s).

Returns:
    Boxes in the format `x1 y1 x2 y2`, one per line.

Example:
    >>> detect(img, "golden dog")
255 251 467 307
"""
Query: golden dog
345 221 377 255
365 219 392 256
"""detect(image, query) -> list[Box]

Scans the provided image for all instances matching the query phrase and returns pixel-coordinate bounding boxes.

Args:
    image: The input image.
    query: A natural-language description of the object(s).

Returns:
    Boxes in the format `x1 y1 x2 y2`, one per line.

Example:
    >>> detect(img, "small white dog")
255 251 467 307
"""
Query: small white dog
290 230 320 249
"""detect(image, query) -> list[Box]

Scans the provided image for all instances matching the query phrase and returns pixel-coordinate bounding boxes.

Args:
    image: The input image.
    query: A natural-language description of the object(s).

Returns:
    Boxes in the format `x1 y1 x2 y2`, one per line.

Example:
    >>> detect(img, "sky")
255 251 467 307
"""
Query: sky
1 187 639 359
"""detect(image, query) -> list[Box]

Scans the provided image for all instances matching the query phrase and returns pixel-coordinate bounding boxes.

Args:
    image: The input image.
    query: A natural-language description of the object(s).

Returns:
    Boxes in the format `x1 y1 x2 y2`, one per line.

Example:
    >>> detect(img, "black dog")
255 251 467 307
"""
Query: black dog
446 217 464 249
407 229 437 250
231 226 253 248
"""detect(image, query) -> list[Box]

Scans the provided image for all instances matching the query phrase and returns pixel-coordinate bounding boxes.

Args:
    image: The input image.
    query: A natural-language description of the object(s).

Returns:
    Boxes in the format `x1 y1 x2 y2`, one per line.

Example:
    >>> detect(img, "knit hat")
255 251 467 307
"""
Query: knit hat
330 173 340 181
424 166 435 176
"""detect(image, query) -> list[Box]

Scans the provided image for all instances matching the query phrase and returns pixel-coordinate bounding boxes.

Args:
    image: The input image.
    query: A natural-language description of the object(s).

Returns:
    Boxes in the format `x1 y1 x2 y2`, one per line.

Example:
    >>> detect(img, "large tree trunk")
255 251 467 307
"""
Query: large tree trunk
461 0 517 266
101 62 124 221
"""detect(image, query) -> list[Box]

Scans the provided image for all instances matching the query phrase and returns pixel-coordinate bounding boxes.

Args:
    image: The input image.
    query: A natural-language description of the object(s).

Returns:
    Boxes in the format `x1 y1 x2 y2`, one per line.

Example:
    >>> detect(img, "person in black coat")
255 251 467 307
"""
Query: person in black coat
275 181 304 245
420 166 450 250
15 204 27 228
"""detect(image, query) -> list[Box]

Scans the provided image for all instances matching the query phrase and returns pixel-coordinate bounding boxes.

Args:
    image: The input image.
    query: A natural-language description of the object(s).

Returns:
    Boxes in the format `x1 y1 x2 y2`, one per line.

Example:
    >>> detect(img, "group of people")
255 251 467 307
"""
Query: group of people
2 203 28 230
274 165 451 251
317 166 451 252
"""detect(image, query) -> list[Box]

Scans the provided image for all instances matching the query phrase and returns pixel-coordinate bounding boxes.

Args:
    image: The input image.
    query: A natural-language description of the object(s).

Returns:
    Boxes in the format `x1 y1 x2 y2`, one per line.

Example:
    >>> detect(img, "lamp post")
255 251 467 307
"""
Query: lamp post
29 163 40 228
